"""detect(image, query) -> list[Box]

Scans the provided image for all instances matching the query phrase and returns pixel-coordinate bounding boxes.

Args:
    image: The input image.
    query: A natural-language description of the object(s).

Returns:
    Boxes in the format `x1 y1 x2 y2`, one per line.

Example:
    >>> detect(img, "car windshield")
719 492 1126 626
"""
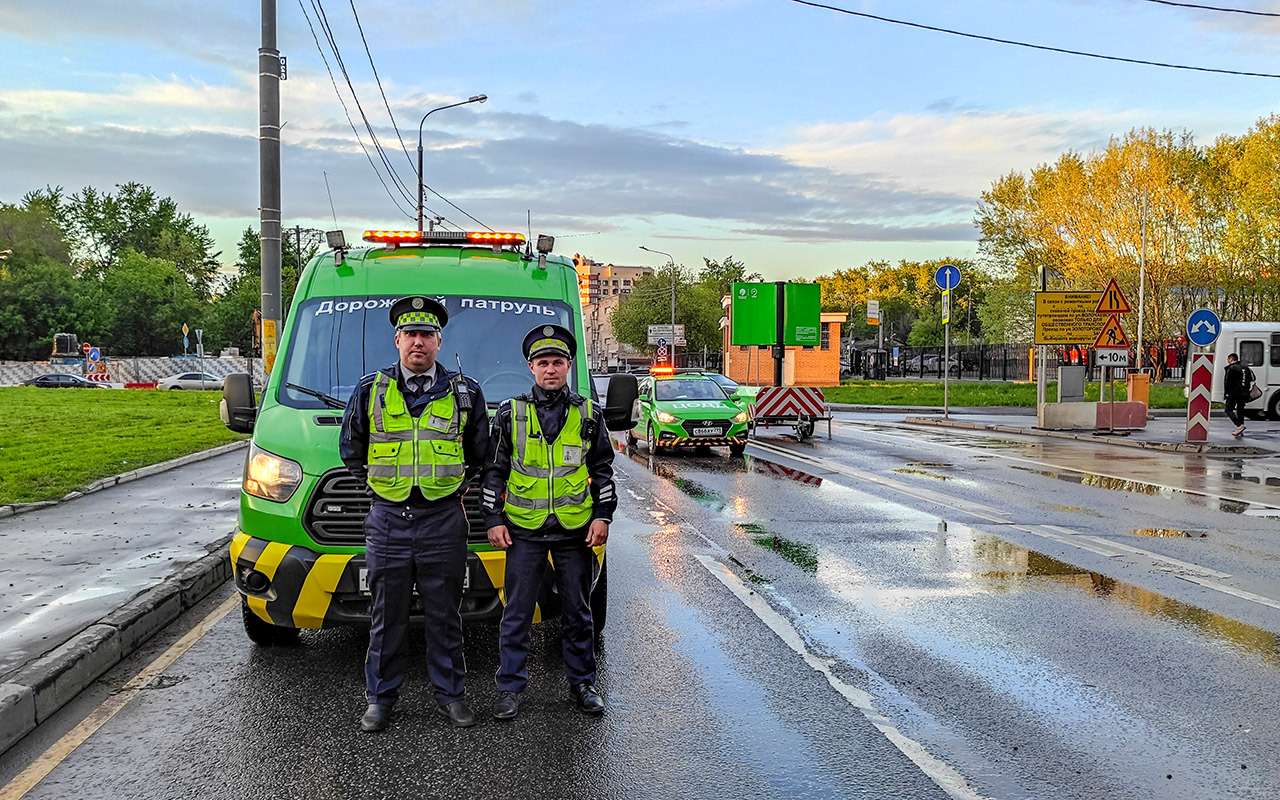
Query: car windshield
655 379 727 401
278 294 576 409
707 374 738 391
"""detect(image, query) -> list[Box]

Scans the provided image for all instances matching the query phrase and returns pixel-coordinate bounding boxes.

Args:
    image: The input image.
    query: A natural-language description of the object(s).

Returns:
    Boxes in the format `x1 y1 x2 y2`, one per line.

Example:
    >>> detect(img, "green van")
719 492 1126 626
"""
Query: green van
220 229 637 645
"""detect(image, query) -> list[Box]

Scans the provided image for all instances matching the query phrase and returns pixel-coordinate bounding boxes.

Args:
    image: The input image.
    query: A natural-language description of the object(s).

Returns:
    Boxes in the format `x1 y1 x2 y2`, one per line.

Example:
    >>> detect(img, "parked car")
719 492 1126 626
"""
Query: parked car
21 373 109 389
157 372 225 390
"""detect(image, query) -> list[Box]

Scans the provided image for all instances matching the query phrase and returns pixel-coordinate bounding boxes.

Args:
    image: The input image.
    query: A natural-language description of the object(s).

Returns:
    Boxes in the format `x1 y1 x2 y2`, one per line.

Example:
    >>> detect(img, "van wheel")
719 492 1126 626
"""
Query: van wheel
241 597 299 646
591 557 607 640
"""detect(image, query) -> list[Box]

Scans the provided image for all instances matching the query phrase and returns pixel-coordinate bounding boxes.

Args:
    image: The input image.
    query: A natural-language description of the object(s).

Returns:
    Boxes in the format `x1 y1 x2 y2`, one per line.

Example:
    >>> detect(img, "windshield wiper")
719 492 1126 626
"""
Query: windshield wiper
286 382 345 410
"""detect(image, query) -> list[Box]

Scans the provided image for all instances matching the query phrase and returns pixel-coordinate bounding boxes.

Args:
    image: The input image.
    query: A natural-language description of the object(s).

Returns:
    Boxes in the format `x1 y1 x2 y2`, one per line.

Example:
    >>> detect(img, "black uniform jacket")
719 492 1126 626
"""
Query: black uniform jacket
480 384 617 537
339 363 490 507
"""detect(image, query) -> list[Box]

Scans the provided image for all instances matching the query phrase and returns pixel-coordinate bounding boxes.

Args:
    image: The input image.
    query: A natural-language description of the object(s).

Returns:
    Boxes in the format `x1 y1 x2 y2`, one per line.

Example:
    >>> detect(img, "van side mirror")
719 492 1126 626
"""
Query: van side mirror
220 373 257 433
603 374 638 431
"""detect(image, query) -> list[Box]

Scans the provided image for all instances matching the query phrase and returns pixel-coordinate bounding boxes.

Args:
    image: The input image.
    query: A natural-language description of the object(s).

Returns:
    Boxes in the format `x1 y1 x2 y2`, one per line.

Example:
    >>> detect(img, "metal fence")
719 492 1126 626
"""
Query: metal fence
847 341 1190 383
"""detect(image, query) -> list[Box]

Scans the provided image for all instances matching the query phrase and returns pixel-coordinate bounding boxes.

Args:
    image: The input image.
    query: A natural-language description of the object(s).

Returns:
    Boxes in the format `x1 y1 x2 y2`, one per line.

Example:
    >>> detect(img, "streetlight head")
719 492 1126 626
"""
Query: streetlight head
470 94 487 104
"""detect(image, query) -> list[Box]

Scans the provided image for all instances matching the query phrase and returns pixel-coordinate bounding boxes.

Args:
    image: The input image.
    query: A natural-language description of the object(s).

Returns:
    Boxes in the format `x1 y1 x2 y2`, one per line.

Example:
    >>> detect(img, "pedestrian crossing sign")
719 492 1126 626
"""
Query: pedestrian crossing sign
1093 314 1130 348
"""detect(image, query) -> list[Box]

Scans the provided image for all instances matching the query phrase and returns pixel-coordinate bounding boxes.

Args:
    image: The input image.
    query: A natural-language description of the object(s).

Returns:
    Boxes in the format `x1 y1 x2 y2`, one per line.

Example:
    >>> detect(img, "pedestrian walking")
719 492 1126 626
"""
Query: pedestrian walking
339 295 490 732
1222 352 1255 438
481 323 616 720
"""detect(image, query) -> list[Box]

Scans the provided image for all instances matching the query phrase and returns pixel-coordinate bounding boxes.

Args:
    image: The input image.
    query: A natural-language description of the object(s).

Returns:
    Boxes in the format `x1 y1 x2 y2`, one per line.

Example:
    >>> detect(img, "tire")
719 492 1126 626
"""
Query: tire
626 428 637 446
241 597 299 646
1269 393 1280 422
729 443 746 457
590 556 607 638
168 386 181 390
647 423 659 453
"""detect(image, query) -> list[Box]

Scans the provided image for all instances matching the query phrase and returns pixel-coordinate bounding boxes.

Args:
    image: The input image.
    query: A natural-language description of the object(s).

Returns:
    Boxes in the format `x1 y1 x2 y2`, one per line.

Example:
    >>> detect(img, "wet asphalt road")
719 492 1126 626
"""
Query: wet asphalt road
0 451 242 678
4 420 1280 799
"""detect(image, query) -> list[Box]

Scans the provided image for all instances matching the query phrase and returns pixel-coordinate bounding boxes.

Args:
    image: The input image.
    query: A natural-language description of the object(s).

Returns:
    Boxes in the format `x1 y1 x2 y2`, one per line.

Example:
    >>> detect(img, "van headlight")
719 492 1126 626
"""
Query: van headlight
732 410 749 424
244 442 302 502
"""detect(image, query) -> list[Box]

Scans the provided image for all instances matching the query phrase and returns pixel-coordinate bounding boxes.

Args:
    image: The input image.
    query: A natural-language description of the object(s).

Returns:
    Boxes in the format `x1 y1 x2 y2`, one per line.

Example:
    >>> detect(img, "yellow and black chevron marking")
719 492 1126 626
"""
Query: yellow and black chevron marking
228 532 605 629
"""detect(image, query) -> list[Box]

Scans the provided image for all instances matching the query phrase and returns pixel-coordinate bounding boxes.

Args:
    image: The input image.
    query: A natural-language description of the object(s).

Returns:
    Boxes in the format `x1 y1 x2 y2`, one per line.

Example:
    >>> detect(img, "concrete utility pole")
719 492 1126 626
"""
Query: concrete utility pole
1138 196 1147 373
259 0 282 372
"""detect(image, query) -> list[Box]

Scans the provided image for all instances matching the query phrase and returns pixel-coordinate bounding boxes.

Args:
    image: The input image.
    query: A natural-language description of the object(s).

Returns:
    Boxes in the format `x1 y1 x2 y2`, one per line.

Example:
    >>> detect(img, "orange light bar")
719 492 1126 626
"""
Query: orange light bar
363 229 424 243
466 231 526 244
649 365 676 376
361 229 528 246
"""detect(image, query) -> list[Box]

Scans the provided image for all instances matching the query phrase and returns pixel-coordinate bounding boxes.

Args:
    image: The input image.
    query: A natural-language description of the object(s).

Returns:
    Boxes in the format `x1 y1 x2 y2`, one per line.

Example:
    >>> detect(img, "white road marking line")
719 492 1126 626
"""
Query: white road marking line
693 554 989 800
625 487 644 501
0 594 238 800
750 439 1280 612
1174 575 1280 611
834 419 1280 512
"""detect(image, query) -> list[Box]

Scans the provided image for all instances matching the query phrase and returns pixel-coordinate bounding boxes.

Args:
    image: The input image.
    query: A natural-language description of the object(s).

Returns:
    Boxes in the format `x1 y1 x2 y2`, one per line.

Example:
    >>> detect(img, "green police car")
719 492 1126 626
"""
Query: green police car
627 369 749 455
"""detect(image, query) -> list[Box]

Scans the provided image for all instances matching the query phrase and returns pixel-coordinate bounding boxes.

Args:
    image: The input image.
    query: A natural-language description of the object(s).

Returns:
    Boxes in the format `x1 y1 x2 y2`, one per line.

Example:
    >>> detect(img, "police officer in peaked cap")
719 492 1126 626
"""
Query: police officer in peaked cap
480 323 616 720
339 295 490 732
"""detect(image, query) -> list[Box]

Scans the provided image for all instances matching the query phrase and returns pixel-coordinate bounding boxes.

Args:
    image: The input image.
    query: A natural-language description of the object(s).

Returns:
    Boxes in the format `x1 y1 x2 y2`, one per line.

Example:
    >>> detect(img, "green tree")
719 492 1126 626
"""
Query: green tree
94 250 201 355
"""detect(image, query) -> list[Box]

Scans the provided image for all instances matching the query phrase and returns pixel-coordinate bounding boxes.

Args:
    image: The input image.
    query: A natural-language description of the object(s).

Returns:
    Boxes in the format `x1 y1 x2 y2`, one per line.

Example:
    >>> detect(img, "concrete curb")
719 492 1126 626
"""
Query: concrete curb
903 416 1274 456
0 533 235 756
828 403 1187 418
0 440 247 519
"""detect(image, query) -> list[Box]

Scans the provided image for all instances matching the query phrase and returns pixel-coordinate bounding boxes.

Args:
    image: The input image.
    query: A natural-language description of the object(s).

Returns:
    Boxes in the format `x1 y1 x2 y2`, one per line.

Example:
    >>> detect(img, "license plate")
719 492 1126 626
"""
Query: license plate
358 567 471 594
691 426 721 437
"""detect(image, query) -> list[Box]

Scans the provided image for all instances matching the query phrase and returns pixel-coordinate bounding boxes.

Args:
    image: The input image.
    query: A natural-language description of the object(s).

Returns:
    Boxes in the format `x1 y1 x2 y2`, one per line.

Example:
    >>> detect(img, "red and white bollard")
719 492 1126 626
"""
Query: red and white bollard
1186 353 1213 443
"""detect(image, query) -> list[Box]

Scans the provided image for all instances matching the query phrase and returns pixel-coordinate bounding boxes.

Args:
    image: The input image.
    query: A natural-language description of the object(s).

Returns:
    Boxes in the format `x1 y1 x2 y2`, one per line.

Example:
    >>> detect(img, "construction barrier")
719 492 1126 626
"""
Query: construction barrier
749 387 831 441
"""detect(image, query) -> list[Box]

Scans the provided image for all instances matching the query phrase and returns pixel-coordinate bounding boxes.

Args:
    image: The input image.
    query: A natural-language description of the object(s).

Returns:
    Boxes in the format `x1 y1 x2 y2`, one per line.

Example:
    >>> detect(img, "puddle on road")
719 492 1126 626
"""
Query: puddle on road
972 536 1280 664
893 467 949 481
1132 528 1208 539
1221 469 1280 488
1009 464 1275 516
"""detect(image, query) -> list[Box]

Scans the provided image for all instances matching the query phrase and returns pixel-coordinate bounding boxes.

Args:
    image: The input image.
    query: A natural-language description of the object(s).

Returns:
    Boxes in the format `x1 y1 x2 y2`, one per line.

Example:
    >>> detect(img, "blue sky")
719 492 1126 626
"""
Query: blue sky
1 0 1278 279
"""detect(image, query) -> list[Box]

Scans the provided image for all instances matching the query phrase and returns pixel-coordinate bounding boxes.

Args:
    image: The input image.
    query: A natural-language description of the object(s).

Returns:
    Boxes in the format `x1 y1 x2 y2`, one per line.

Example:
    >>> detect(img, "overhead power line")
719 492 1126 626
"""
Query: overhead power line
1138 0 1280 17
297 0 413 220
787 0 1280 78
345 0 490 231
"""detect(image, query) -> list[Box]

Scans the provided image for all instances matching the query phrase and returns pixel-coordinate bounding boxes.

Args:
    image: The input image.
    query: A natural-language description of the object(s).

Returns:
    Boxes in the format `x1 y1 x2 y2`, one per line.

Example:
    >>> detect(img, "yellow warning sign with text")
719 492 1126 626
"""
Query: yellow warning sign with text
1034 291 1102 345
1093 314 1130 348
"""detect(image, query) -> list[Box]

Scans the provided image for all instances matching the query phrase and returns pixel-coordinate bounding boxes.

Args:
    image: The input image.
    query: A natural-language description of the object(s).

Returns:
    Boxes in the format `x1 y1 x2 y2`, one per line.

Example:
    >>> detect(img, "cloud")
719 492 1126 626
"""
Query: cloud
779 108 1137 199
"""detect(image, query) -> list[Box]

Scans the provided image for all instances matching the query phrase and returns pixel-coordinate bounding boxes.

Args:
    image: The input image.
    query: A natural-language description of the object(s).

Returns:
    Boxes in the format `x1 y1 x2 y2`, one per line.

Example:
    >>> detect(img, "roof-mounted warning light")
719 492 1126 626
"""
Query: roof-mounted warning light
362 229 527 249
649 365 676 376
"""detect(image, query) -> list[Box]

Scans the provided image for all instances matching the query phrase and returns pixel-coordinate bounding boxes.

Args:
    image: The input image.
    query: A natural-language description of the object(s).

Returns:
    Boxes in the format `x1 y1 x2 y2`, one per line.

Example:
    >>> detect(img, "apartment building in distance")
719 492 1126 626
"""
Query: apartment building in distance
573 254 655 370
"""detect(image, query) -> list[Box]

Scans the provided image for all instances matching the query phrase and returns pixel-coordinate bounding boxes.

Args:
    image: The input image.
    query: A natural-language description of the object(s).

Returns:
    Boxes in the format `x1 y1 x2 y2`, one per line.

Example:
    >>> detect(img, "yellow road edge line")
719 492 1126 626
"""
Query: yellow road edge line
0 594 239 800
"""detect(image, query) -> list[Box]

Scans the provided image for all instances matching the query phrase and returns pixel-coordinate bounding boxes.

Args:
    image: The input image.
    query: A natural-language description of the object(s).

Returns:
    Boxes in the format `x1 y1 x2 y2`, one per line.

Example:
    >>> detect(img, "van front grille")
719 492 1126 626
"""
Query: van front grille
304 469 489 546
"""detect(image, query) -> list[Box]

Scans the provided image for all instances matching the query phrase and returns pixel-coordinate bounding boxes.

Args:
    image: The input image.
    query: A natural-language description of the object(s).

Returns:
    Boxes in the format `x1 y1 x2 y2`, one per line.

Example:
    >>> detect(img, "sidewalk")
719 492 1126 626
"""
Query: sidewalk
903 412 1280 456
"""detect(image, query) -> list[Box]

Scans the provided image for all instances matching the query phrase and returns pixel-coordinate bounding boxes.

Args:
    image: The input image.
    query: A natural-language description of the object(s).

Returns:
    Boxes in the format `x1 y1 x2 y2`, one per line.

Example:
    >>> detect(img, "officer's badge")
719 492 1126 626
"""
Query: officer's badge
561 445 583 465
412 298 424 309
543 325 554 336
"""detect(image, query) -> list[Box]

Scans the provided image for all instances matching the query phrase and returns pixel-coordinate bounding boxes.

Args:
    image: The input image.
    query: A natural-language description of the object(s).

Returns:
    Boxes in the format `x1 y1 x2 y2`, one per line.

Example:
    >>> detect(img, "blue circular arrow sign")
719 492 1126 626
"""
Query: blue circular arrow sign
934 264 962 291
1186 308 1221 348
88 347 101 361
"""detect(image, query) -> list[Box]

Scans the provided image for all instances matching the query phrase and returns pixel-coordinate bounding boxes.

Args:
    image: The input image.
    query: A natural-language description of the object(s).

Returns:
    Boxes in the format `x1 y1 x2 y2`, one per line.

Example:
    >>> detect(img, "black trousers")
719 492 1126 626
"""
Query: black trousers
364 499 467 706
495 534 597 693
1225 397 1247 427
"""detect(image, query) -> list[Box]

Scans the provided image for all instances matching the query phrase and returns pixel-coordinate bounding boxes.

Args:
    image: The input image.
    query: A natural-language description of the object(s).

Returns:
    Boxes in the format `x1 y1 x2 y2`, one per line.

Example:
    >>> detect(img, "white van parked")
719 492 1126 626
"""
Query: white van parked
1186 322 1280 420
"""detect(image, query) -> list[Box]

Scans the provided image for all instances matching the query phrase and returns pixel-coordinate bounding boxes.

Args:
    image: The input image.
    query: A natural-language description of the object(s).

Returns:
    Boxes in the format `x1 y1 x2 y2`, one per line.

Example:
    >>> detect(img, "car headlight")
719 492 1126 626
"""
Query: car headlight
732 410 749 424
243 442 302 502
656 411 678 424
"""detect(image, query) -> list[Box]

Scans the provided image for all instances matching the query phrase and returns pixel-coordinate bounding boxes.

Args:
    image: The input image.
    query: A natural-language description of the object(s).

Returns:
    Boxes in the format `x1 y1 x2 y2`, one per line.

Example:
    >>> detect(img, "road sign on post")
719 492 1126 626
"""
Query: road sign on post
647 324 686 346
866 300 880 326
1034 291 1103 345
1186 308 1221 348
654 337 671 368
731 280 821 386
1095 279 1132 315
936 264 962 418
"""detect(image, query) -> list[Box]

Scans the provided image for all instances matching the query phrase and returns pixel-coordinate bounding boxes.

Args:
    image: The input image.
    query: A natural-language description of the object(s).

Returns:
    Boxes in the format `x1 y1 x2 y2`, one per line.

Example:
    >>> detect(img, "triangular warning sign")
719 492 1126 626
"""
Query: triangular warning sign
1095 278 1132 314
1093 314 1130 348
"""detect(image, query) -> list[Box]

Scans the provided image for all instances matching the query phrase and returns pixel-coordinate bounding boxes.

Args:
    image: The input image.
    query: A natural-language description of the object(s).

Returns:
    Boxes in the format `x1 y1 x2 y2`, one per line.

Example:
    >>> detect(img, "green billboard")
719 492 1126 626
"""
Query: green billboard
730 281 821 346
730 282 776 346
783 283 820 346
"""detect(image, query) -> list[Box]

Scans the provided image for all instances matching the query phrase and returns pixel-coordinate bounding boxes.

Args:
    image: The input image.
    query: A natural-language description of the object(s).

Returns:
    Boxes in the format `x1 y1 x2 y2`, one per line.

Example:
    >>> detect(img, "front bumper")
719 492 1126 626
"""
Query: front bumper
653 421 748 449
229 532 603 629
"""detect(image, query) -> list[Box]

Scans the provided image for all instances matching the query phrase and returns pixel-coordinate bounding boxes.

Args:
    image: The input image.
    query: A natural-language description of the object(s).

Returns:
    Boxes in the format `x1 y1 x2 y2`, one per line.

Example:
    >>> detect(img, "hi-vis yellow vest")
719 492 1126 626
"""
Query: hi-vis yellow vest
503 398 592 530
366 372 467 501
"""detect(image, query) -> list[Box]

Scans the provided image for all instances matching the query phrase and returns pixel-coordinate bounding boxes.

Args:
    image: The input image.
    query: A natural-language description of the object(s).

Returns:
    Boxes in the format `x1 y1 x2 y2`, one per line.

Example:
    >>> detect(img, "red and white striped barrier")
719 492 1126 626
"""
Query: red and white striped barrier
1186 353 1213 442
85 372 113 383
750 386 827 419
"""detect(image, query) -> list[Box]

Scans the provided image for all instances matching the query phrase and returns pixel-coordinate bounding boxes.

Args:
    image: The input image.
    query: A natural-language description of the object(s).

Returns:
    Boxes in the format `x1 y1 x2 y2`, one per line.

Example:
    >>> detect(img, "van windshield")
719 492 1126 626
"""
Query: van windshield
277 295 576 409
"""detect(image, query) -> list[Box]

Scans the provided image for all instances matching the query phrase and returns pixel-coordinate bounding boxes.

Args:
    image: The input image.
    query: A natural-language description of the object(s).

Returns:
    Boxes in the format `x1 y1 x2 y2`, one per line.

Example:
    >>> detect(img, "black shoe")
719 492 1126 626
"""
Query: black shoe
570 683 605 716
436 699 477 728
493 691 521 721
360 703 392 733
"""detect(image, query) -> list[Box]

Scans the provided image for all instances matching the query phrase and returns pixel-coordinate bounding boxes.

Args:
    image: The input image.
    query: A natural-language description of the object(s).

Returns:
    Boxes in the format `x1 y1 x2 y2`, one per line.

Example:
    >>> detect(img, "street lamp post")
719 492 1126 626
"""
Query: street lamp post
639 246 676 366
417 94 487 232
